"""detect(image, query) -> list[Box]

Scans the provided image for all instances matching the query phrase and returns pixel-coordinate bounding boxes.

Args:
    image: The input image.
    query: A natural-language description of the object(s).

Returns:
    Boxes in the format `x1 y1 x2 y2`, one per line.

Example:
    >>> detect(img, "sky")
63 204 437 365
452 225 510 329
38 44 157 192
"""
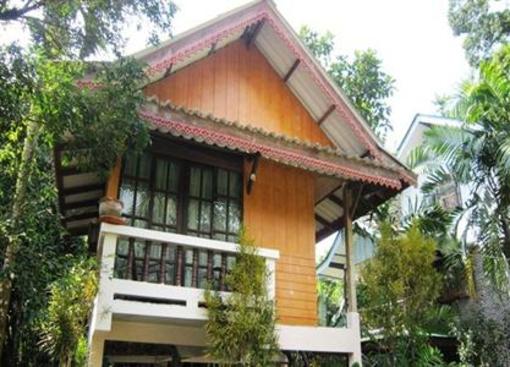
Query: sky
1 0 472 258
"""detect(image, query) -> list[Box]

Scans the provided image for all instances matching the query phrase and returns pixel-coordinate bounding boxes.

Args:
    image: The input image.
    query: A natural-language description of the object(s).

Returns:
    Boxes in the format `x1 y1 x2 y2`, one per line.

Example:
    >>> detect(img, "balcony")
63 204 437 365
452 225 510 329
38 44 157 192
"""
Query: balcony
90 222 279 332
88 223 361 365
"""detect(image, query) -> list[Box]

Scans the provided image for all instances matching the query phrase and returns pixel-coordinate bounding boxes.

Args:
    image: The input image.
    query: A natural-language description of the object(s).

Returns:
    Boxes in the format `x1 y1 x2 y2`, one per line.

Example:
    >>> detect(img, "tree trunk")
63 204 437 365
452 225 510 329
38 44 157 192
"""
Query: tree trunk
60 351 73 367
0 120 40 359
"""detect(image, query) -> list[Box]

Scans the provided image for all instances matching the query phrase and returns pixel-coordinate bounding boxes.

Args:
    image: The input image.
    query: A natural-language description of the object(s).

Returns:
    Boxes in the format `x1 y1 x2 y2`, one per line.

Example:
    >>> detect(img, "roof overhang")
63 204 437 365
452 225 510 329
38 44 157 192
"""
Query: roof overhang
141 98 410 241
54 146 105 236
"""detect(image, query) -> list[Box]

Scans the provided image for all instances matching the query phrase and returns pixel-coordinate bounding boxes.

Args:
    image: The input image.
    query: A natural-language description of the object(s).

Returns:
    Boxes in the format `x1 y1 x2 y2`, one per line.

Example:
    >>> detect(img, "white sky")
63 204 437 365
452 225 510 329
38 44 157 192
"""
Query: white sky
1 0 472 259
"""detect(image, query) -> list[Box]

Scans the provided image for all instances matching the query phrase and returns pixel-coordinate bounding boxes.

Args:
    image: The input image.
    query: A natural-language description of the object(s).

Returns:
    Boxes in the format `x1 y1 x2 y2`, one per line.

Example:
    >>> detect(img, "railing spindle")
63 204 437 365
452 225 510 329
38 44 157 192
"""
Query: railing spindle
192 249 198 288
176 246 183 286
159 243 167 284
220 252 227 291
207 250 213 284
143 242 150 281
126 238 134 280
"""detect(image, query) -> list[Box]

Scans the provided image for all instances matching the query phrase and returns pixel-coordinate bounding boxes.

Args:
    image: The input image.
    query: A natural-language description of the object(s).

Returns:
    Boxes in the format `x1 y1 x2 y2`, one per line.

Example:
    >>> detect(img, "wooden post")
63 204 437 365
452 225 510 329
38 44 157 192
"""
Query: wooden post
105 157 122 199
343 184 357 312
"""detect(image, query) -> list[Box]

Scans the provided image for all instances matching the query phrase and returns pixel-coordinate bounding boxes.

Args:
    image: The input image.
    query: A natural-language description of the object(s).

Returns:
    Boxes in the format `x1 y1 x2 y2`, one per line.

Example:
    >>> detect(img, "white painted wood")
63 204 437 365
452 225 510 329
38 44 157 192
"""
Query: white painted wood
110 279 230 321
277 324 361 354
100 223 279 259
266 259 276 300
93 319 362 358
92 233 117 332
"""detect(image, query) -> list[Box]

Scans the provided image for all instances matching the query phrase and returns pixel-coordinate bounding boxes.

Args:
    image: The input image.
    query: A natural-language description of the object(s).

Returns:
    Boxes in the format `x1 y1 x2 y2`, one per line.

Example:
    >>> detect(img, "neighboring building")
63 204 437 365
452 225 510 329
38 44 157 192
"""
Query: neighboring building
317 228 375 281
54 1 414 365
397 114 466 217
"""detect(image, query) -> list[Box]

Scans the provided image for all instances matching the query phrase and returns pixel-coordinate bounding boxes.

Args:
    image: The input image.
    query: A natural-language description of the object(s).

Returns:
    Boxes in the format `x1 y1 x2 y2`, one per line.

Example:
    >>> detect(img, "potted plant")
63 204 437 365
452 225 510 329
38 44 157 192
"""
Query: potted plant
98 196 125 225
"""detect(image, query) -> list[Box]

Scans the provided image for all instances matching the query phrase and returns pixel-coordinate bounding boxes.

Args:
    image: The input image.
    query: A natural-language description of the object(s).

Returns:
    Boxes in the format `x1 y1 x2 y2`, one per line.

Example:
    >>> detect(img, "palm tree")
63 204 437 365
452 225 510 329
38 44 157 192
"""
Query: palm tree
408 45 510 293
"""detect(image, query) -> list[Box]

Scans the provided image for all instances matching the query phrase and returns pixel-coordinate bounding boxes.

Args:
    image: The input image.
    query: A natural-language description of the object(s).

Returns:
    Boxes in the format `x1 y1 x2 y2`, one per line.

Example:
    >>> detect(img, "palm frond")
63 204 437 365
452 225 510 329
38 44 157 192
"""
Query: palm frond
407 145 433 170
496 135 510 173
420 166 453 194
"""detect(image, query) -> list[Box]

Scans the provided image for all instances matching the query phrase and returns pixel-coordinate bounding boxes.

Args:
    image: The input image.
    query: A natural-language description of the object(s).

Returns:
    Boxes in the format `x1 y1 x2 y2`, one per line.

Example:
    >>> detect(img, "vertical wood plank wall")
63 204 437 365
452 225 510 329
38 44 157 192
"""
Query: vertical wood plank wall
144 40 332 147
244 159 317 325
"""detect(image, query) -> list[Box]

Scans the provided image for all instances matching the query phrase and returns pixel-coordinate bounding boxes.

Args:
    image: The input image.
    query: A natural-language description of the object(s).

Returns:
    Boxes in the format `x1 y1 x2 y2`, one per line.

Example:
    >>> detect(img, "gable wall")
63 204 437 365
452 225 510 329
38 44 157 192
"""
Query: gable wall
244 158 317 326
144 40 333 146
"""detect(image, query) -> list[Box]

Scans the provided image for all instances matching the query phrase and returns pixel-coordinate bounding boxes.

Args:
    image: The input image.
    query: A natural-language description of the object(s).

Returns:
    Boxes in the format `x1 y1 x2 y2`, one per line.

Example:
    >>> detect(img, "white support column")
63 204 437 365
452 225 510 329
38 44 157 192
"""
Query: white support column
88 334 105 367
266 258 276 300
347 312 362 366
91 231 117 333
343 185 357 313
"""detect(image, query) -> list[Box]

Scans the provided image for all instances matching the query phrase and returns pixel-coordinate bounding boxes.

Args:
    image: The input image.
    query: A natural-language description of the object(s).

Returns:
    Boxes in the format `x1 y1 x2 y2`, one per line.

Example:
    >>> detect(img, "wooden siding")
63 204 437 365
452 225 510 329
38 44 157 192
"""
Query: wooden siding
243 158 317 326
144 40 332 146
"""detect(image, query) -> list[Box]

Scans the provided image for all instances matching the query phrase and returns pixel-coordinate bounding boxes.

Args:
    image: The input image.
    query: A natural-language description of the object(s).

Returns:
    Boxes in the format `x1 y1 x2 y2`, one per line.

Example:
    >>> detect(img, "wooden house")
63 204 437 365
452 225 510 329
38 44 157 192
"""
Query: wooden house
54 1 415 365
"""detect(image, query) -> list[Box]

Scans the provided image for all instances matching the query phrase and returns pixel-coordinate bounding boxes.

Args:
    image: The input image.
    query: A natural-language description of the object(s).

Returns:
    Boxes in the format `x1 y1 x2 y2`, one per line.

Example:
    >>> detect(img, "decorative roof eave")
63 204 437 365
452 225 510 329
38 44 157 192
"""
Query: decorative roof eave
140 99 411 190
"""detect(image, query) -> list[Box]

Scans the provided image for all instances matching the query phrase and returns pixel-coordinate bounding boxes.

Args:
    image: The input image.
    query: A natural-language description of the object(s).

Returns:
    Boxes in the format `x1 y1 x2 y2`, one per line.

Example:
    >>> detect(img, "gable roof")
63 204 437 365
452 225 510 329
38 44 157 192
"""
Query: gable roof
84 0 408 170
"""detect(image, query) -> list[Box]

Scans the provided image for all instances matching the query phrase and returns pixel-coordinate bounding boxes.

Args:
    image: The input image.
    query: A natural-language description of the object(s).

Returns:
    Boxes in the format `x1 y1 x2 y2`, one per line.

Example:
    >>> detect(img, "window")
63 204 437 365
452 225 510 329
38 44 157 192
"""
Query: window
118 148 243 242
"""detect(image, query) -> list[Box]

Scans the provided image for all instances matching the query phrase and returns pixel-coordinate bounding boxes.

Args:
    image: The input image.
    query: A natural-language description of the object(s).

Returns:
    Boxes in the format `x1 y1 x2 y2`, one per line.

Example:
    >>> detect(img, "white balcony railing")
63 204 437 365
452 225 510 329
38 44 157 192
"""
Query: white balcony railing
89 223 279 334
88 223 362 366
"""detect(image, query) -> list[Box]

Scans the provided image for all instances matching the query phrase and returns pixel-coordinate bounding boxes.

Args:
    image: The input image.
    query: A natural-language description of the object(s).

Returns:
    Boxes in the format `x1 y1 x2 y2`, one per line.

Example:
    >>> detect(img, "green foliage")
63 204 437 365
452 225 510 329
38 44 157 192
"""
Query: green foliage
0 46 150 177
204 228 278 366
0 76 91 364
0 0 177 58
360 223 444 366
452 307 510 366
299 26 335 67
299 26 395 142
39 258 98 367
285 351 348 367
36 55 150 175
449 0 510 66
317 278 345 327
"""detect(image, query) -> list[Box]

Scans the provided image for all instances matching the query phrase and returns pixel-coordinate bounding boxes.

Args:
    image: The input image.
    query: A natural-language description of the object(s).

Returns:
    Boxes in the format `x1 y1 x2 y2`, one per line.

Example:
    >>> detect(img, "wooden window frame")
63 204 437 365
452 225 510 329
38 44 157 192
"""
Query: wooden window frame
118 138 244 241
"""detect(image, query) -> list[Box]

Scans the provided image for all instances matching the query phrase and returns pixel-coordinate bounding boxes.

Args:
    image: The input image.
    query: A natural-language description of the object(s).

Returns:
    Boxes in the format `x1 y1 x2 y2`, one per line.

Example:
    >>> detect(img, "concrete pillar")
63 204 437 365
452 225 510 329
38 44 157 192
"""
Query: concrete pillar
347 312 362 366
88 334 105 367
